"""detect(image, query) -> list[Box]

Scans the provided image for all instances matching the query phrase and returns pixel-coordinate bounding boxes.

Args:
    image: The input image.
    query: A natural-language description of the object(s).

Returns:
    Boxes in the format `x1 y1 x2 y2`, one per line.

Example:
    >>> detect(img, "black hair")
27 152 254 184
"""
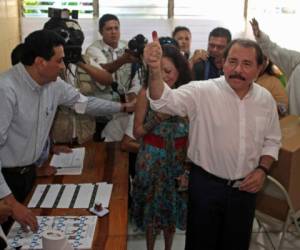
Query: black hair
223 39 264 66
20 29 65 66
11 43 25 65
209 27 232 43
98 14 119 33
162 45 192 88
172 26 191 38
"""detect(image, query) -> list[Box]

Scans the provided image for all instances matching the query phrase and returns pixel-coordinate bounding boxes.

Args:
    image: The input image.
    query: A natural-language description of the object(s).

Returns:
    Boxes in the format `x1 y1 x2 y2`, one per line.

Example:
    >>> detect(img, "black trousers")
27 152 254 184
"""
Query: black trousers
185 165 256 250
1 166 36 233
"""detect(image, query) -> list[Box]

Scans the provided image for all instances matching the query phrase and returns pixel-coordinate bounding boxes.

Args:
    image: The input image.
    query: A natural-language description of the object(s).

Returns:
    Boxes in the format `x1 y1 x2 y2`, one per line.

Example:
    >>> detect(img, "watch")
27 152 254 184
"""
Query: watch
256 165 269 175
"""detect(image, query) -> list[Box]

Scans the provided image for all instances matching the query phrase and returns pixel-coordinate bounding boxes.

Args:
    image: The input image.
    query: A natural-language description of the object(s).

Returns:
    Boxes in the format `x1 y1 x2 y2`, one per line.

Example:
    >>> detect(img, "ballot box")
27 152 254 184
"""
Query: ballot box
256 115 300 220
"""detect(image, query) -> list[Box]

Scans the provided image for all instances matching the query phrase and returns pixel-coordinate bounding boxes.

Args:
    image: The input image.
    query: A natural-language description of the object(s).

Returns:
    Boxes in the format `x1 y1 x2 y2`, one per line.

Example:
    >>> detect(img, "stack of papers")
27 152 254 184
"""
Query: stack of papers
50 147 85 175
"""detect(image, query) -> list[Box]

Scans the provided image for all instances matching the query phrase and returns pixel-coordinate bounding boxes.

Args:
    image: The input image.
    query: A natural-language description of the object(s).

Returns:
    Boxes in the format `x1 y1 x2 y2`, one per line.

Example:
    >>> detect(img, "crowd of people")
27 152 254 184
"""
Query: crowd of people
1 13 298 250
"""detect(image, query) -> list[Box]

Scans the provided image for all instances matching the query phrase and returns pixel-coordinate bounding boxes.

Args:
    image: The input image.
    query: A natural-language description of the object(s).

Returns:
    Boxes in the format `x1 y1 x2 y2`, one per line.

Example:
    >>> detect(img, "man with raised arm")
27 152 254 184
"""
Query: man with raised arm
144 31 281 250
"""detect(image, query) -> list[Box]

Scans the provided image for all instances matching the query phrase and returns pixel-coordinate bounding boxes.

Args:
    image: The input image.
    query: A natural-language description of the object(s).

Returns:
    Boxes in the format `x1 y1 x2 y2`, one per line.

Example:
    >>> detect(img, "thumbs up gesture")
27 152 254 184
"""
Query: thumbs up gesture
143 31 162 70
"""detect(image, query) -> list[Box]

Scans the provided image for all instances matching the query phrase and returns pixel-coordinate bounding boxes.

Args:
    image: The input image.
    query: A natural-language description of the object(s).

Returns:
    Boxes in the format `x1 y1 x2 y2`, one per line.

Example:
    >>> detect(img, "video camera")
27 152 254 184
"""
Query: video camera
43 8 84 64
128 34 148 58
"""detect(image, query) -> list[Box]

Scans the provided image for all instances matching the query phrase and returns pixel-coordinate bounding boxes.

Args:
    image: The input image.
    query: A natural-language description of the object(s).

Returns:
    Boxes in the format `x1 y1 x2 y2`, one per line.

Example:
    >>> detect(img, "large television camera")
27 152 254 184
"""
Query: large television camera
43 8 84 64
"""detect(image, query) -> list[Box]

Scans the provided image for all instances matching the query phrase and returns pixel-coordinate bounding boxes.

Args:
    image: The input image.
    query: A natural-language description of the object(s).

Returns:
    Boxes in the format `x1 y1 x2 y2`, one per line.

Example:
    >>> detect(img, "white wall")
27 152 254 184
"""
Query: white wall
21 17 245 53
22 15 300 53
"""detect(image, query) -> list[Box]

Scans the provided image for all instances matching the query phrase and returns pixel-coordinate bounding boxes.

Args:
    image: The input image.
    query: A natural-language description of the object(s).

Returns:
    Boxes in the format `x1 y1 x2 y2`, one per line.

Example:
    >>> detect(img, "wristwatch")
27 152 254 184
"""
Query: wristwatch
256 165 269 175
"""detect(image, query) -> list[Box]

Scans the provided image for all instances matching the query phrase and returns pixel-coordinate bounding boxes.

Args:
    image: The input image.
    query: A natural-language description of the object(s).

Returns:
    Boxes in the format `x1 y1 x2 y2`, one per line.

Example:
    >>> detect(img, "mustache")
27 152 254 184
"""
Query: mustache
229 74 246 81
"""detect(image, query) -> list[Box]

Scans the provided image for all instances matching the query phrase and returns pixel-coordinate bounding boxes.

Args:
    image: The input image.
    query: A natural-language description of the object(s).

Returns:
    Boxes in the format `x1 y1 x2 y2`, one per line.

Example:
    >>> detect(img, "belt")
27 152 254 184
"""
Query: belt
192 163 244 188
143 134 187 149
2 164 35 175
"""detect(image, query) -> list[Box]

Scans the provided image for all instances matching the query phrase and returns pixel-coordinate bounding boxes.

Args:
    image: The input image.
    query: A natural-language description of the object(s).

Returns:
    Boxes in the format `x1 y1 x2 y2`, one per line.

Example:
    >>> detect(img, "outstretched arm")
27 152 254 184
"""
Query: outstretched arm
77 61 113 85
143 31 165 100
100 51 138 73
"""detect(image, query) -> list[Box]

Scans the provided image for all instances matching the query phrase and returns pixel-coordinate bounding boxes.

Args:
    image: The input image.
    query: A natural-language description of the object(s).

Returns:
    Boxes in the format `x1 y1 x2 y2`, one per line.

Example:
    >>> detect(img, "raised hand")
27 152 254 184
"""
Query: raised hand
143 31 162 70
190 49 209 65
250 18 261 39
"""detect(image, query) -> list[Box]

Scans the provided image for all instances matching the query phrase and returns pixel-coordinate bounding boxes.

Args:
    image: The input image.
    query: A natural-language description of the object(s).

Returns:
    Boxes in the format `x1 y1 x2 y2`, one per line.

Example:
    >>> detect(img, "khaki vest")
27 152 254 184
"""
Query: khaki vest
51 62 96 144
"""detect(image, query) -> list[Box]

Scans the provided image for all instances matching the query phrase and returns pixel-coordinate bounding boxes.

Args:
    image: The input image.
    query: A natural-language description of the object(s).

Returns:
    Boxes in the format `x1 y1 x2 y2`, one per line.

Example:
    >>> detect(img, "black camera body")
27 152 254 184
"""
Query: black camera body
128 34 148 58
44 8 84 64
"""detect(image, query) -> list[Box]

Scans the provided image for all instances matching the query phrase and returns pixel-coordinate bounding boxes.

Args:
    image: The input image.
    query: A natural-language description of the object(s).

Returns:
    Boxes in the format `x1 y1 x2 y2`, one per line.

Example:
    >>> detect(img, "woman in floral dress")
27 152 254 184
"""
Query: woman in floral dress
132 43 192 250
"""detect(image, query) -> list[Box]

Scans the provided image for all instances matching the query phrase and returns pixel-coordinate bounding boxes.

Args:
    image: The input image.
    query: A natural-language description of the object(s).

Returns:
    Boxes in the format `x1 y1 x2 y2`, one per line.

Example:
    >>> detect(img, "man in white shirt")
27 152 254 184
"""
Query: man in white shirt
85 14 141 140
144 32 281 250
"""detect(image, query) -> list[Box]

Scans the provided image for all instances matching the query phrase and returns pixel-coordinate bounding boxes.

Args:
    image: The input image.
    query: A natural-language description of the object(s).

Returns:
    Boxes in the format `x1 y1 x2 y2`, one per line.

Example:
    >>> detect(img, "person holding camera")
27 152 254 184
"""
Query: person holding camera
0 29 134 233
193 27 232 80
84 14 143 141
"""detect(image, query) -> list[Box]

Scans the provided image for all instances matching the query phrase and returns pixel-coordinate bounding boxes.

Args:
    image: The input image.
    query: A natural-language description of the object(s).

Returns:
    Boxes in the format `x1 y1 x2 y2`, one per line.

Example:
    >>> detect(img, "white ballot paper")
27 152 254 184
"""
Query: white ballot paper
28 182 113 209
50 147 85 175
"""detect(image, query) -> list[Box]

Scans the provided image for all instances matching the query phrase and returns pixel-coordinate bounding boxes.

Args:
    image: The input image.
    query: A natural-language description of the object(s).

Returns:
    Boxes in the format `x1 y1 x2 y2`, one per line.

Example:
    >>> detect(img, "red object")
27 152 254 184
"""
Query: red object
152 31 158 41
143 134 187 149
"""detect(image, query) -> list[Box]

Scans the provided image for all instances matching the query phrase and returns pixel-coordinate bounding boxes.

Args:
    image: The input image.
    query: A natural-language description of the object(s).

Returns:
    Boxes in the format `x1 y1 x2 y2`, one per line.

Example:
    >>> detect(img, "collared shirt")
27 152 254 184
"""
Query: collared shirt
193 58 223 81
256 31 300 115
86 39 141 101
148 76 281 180
0 63 121 198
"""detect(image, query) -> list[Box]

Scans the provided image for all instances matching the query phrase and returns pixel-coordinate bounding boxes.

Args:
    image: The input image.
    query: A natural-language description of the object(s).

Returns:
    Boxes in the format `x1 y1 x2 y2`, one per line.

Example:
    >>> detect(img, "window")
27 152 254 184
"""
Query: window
23 0 93 17
99 0 168 18
174 0 244 20
247 0 300 50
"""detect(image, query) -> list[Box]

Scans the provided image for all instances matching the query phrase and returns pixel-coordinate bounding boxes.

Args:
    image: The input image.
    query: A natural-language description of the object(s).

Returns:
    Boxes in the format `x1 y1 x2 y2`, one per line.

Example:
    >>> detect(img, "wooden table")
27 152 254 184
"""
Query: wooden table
26 142 129 250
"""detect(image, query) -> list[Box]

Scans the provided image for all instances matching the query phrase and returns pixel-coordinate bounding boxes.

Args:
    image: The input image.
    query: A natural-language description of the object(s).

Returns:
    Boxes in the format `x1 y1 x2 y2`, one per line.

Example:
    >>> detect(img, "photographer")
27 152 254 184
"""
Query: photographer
193 27 231 80
0 29 134 233
85 14 143 140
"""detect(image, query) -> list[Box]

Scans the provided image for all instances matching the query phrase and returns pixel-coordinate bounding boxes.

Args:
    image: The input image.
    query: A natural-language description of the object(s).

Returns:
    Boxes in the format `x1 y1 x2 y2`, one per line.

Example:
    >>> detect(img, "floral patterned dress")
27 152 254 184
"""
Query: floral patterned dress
132 108 189 233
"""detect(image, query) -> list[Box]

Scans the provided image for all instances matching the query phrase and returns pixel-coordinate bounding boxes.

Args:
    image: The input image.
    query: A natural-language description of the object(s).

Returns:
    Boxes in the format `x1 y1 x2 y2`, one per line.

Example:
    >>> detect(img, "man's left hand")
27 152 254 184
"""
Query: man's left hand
239 168 266 193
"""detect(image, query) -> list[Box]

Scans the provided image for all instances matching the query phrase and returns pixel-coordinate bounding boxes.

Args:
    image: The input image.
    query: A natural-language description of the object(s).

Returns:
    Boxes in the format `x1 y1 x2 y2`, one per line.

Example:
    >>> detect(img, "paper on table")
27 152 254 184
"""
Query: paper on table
28 182 113 208
28 184 47 208
50 147 85 168
41 184 61 208
56 184 77 208
50 147 85 175
73 184 94 208
96 182 113 208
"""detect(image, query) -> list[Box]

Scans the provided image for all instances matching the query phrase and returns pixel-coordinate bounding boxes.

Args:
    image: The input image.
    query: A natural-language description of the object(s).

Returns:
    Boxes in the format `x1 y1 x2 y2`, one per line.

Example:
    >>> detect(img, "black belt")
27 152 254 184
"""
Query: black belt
191 163 244 188
2 164 35 175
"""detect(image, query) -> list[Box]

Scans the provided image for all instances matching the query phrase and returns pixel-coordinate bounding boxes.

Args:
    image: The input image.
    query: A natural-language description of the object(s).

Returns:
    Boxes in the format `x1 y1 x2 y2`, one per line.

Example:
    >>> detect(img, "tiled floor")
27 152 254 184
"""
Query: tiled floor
127 216 300 250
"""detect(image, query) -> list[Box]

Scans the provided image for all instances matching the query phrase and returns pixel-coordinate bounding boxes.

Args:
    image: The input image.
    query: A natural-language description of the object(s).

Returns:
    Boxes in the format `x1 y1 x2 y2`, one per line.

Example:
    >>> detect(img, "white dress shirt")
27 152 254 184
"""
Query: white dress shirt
148 76 281 180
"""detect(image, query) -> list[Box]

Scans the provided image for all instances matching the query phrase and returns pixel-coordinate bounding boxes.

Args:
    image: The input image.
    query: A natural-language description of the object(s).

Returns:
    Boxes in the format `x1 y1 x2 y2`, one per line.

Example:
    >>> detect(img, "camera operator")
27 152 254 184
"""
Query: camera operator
84 13 143 141
192 27 232 80
0 29 134 233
